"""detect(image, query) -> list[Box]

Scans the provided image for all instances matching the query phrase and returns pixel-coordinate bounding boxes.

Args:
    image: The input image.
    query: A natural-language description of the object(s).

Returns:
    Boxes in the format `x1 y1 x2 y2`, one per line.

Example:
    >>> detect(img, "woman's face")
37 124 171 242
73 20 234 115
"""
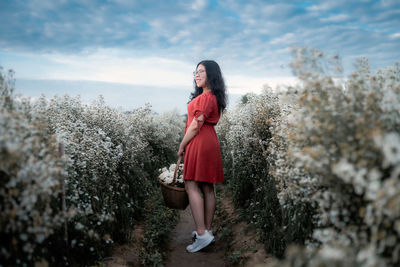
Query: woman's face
194 64 207 88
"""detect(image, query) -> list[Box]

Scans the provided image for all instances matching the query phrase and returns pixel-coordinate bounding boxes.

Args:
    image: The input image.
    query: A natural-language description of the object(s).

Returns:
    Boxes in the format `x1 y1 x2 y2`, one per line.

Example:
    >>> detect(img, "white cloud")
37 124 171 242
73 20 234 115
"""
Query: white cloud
148 19 163 29
225 75 297 94
320 14 350 23
191 0 206 11
307 3 334 12
270 33 295 45
169 30 191 44
390 33 400 39
1 0 399 90
4 47 300 101
40 50 194 87
380 0 399 7
110 0 138 8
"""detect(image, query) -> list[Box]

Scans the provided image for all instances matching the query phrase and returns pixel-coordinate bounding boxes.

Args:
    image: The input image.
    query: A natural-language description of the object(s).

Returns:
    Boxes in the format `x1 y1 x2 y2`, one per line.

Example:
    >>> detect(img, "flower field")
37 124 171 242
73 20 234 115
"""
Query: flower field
216 48 400 266
1 47 399 266
0 67 184 266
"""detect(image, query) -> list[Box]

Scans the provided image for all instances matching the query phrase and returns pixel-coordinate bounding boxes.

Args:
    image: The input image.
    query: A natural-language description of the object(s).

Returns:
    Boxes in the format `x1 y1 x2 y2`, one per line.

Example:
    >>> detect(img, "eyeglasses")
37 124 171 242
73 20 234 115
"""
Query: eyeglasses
193 70 205 76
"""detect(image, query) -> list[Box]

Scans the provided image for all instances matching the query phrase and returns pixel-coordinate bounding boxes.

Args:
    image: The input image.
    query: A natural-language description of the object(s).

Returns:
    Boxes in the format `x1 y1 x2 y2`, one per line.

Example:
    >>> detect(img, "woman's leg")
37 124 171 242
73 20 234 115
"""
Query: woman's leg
199 182 216 231
185 180 206 235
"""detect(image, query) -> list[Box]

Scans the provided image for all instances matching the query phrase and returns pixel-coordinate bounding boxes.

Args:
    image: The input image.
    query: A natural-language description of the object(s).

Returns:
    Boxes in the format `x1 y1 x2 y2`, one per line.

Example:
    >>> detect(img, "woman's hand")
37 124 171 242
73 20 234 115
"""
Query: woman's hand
177 146 185 157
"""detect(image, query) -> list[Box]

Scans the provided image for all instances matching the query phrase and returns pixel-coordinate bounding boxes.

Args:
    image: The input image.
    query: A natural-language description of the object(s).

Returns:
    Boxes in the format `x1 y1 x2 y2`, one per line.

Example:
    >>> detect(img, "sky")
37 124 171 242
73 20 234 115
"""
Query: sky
1 0 399 113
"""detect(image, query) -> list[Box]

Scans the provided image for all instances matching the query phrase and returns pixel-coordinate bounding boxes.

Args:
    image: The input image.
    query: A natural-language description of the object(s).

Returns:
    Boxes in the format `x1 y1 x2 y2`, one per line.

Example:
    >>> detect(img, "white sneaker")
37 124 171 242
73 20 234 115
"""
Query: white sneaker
192 230 215 244
186 231 215 253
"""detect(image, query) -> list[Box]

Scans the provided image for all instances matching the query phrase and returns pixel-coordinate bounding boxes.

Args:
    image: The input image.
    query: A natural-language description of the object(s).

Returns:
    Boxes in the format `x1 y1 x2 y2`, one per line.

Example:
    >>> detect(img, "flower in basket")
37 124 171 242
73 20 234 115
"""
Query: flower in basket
158 163 184 187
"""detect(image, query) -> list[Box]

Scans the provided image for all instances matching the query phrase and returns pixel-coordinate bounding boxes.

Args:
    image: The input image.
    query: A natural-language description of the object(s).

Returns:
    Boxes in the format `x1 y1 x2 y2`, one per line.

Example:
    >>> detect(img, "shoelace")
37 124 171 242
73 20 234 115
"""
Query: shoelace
192 233 197 242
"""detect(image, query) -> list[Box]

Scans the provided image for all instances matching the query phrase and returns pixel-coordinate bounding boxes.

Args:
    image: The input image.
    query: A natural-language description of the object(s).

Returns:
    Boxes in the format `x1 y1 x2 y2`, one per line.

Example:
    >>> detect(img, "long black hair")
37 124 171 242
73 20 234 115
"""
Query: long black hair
189 60 227 114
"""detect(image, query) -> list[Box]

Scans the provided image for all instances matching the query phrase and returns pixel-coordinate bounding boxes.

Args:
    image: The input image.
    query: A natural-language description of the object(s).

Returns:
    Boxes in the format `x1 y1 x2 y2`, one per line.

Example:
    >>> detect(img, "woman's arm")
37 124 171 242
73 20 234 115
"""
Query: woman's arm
177 114 204 156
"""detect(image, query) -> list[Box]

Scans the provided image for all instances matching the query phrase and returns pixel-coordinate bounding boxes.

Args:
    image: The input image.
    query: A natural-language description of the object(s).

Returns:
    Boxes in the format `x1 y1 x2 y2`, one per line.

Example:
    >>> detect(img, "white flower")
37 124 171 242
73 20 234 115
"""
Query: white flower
169 164 177 172
159 162 185 185
332 158 356 184
164 176 173 184
75 222 84 230
158 172 169 181
319 245 345 260
382 132 400 167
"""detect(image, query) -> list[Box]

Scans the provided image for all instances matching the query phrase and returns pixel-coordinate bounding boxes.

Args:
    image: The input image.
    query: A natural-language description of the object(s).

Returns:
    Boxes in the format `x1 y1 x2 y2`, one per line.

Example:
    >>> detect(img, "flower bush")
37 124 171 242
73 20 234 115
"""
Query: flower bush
277 48 400 266
0 68 68 265
217 48 400 266
0 67 185 266
216 90 286 256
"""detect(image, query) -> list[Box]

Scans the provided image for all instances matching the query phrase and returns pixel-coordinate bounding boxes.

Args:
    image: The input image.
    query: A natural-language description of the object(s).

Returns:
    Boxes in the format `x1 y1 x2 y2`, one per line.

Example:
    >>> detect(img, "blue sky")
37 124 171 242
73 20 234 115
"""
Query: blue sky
1 0 399 113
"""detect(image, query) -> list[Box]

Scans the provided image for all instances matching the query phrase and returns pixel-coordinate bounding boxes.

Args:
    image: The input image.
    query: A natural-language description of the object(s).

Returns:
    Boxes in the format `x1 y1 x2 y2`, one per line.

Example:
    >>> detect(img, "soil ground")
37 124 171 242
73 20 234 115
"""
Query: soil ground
104 194 270 267
103 223 144 267
217 196 271 266
164 206 226 266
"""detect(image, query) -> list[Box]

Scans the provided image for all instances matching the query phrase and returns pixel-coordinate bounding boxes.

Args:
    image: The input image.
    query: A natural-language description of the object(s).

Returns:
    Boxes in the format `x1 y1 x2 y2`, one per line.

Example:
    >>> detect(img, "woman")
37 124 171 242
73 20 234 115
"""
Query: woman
177 60 227 253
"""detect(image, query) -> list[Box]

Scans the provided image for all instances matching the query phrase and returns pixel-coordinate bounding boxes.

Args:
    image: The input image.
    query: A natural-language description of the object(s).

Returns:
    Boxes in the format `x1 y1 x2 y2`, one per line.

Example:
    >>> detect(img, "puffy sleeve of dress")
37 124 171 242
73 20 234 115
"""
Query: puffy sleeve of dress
193 93 216 132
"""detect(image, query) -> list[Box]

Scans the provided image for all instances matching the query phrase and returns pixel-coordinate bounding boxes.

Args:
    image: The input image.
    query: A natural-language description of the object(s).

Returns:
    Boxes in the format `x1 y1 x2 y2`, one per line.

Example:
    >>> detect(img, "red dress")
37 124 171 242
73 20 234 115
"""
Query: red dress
183 91 224 183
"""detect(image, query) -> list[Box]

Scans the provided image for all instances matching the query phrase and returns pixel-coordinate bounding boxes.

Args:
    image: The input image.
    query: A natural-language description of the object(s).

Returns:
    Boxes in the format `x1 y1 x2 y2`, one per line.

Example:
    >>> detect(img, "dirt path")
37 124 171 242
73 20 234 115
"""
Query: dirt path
164 206 227 267
105 193 269 267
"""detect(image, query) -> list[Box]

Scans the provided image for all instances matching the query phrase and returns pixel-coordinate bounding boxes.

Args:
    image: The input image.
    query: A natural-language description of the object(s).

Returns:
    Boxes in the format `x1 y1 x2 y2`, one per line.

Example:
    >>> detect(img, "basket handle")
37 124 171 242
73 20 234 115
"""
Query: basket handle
172 156 182 185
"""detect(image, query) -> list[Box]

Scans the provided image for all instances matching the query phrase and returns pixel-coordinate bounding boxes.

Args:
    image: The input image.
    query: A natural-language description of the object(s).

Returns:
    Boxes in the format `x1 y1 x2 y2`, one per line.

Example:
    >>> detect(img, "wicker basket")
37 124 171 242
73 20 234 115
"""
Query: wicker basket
159 156 189 210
